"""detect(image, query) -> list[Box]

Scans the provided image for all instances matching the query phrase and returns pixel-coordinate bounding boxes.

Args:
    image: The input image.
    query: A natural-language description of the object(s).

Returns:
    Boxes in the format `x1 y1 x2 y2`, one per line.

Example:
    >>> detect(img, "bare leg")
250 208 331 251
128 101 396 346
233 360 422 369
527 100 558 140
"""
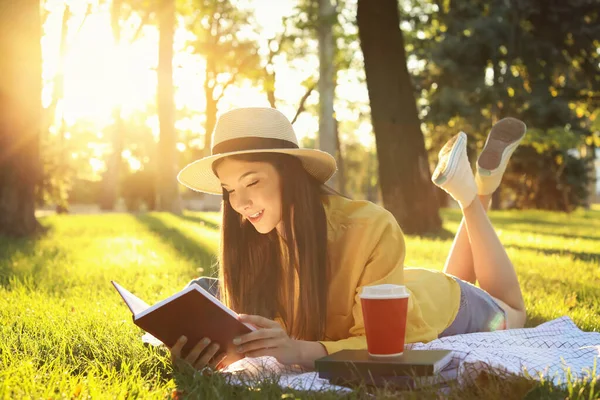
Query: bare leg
443 194 491 284
432 121 527 328
460 197 525 314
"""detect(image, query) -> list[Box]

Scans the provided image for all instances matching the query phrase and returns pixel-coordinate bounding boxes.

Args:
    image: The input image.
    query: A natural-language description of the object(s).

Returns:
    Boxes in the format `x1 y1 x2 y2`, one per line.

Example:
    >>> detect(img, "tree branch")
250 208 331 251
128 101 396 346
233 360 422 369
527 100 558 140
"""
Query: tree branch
76 3 91 34
130 10 154 43
291 83 316 124
215 73 238 102
214 50 257 102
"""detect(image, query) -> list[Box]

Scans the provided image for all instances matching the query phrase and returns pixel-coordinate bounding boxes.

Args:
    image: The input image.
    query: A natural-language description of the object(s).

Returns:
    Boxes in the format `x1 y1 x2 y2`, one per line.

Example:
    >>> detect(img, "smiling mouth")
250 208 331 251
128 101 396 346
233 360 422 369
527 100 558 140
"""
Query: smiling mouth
247 210 264 222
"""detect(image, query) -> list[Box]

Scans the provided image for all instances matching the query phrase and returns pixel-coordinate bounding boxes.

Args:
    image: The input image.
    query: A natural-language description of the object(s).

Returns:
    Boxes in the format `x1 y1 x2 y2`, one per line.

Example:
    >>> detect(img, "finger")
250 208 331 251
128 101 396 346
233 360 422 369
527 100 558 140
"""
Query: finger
237 337 282 354
233 328 280 346
238 314 280 329
169 336 187 362
194 342 221 370
184 337 211 364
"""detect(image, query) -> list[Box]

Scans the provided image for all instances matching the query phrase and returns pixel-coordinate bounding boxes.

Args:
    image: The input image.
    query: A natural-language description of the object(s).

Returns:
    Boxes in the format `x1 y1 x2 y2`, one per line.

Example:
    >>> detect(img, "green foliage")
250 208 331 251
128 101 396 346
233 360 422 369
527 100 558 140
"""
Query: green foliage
403 0 599 210
498 126 593 212
502 145 593 212
284 0 358 74
342 142 380 202
2 209 600 397
36 139 73 211
121 169 157 212
182 0 261 89
68 178 103 205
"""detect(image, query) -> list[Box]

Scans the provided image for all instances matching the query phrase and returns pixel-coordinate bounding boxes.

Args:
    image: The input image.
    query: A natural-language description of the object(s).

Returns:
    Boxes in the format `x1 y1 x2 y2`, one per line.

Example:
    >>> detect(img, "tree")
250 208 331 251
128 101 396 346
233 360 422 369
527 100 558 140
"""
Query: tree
284 0 359 194
99 0 126 210
356 0 441 234
157 0 182 213
38 2 75 211
406 0 600 210
98 0 154 210
0 0 43 236
318 0 337 189
183 0 261 155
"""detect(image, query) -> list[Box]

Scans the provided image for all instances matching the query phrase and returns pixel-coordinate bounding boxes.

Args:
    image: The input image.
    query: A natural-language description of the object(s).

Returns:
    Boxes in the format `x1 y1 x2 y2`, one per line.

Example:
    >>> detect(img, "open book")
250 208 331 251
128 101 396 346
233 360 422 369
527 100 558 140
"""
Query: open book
112 281 256 363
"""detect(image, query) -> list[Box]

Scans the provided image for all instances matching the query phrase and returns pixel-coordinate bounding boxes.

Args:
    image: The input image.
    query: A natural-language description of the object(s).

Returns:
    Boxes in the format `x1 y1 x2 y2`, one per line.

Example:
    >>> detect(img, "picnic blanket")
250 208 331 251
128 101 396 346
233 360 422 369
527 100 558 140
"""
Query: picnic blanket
221 316 600 392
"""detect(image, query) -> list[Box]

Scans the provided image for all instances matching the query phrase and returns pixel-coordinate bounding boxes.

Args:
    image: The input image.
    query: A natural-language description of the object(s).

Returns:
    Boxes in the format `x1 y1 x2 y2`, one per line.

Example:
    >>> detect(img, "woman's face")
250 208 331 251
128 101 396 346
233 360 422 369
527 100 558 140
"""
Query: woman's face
215 157 283 235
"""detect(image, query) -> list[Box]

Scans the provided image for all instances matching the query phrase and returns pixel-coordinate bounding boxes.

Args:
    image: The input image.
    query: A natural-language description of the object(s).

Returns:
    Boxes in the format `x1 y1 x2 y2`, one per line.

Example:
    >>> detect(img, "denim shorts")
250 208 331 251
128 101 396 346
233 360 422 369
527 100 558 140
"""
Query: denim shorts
438 277 507 338
188 276 507 338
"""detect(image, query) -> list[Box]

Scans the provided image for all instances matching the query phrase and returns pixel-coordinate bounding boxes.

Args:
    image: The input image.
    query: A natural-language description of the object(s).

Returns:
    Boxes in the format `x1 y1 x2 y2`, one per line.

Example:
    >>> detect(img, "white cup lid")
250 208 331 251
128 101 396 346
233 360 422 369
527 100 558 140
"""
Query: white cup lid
360 284 409 299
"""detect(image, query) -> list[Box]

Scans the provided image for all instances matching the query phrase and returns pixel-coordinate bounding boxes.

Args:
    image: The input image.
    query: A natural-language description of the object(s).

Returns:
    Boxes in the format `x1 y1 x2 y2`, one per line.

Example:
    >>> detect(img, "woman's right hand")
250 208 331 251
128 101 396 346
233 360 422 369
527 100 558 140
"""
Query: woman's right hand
169 336 226 371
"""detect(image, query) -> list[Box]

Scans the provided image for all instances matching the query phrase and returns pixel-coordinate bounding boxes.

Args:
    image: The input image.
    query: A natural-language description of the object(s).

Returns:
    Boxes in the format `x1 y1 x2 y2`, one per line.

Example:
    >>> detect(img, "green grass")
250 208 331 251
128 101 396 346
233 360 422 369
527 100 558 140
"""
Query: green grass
1 207 599 399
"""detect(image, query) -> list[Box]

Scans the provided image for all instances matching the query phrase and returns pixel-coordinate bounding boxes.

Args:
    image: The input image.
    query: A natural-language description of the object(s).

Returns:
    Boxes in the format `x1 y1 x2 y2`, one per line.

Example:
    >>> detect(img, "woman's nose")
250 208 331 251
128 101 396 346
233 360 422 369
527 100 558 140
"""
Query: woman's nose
235 192 252 210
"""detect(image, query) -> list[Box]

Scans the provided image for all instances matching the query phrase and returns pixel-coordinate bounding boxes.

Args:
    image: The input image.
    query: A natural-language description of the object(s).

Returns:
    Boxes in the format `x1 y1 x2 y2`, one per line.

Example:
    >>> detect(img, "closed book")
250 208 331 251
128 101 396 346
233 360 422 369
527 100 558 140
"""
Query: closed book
315 349 452 387
112 281 256 363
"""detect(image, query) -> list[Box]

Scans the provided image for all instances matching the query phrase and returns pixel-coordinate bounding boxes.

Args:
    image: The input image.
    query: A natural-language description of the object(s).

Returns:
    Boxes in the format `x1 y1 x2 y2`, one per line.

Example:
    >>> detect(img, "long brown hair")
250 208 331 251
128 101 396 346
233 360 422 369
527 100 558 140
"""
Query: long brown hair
213 152 329 341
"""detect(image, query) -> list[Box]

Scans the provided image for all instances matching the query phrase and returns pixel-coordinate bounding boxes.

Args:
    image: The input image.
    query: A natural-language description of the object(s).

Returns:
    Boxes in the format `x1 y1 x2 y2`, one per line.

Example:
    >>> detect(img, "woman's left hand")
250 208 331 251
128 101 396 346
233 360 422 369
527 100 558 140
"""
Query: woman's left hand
233 314 301 365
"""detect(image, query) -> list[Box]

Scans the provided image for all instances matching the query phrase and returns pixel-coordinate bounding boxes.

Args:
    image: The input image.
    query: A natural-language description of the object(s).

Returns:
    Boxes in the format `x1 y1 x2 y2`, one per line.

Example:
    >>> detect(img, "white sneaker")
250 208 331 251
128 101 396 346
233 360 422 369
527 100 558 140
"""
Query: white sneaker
475 118 527 195
432 131 477 209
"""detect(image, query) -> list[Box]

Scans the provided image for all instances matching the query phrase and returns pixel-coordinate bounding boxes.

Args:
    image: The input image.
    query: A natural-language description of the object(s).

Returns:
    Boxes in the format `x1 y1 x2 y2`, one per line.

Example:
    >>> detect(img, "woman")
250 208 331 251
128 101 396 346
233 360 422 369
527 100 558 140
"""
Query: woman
169 107 527 371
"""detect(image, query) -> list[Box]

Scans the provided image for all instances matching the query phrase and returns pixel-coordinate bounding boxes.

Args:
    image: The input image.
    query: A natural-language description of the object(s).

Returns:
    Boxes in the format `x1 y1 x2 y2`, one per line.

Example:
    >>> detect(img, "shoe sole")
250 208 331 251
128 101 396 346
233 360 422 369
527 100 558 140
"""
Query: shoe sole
478 118 526 171
432 132 466 185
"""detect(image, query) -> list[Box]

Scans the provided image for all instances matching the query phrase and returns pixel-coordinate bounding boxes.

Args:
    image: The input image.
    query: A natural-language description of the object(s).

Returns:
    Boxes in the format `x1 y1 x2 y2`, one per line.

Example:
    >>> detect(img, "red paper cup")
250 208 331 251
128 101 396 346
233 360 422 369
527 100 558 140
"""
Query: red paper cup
360 284 410 357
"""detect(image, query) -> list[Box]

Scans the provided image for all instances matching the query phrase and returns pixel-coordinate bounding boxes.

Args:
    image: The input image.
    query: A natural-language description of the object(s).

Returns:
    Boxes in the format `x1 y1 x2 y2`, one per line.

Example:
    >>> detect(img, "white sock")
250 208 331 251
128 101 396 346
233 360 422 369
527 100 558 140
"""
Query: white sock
432 132 478 209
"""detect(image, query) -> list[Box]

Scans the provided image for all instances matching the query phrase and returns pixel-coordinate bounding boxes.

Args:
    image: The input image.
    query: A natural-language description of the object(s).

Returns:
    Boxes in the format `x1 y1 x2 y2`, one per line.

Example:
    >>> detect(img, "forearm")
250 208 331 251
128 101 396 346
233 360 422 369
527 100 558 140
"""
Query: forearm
295 340 328 370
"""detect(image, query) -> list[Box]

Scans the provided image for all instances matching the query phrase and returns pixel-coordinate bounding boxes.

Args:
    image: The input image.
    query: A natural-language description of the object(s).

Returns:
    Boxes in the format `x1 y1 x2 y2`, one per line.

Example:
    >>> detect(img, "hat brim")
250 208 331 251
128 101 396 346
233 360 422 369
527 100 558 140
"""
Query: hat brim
177 148 337 195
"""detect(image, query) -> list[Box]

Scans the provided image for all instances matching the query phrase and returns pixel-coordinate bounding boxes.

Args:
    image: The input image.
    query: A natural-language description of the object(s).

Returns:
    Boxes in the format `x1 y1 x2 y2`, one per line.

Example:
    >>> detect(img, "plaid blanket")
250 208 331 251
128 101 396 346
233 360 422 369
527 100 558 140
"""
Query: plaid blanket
222 316 600 392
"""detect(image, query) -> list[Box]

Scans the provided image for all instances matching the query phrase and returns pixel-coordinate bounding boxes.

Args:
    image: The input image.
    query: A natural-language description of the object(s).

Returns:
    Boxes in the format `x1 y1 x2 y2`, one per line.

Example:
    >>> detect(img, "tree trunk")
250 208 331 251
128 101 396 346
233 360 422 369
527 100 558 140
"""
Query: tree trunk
356 0 441 234
204 57 217 157
265 69 276 108
0 0 43 236
157 0 182 213
99 107 124 210
334 118 346 194
99 0 124 210
318 0 337 189
490 50 504 210
42 5 70 138
203 55 216 156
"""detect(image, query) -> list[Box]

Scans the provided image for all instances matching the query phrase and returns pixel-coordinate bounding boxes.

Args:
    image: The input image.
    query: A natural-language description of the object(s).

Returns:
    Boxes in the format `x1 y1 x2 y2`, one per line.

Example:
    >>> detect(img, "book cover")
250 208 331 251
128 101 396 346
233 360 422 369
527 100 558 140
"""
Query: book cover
112 281 256 363
315 349 453 383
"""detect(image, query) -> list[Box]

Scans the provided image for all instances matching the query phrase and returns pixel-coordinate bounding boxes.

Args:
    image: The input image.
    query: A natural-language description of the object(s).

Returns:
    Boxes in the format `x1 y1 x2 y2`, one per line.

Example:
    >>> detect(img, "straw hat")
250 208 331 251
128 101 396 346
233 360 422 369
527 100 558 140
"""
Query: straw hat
177 107 337 195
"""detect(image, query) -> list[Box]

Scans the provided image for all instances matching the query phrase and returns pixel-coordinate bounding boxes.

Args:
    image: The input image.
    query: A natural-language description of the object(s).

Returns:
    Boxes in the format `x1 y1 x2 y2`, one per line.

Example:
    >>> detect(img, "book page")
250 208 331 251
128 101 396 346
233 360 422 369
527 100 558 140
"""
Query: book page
112 281 150 316
434 351 453 373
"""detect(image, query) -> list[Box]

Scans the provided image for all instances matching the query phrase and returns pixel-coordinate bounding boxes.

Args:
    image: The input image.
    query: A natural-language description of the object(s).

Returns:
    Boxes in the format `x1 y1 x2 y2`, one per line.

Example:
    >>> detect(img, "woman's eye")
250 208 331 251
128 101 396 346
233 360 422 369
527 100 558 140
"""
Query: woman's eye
247 180 259 188
227 189 235 194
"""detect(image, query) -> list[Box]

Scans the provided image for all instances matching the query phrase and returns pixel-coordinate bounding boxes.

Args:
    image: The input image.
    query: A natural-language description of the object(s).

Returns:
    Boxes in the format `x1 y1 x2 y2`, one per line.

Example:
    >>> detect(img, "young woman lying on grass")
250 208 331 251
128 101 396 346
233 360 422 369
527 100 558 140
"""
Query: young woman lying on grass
169 107 527 372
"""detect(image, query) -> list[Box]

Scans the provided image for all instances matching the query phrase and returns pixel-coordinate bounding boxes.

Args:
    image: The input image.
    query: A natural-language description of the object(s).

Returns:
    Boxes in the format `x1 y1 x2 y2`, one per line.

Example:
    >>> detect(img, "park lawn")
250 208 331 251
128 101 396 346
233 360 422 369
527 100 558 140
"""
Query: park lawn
1 207 599 399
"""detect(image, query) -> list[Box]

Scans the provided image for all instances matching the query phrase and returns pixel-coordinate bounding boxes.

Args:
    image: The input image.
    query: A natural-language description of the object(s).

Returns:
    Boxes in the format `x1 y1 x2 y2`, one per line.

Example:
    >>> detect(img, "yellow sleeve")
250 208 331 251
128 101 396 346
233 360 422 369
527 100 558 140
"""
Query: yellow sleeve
318 210 405 355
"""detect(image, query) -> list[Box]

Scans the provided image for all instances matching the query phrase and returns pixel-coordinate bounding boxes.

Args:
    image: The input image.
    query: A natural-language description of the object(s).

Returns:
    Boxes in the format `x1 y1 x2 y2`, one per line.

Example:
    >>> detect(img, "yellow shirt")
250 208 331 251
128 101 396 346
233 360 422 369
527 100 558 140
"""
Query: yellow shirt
317 195 461 355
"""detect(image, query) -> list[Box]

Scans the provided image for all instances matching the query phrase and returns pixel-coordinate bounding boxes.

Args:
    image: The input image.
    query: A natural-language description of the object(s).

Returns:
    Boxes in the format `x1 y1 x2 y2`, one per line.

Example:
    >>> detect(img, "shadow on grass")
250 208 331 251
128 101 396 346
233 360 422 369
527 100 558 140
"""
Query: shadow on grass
441 210 586 229
0 224 65 289
519 269 600 300
134 213 218 277
523 313 552 329
413 227 457 241
0 236 37 287
502 228 600 242
488 216 571 229
518 269 600 331
507 243 600 264
176 213 220 230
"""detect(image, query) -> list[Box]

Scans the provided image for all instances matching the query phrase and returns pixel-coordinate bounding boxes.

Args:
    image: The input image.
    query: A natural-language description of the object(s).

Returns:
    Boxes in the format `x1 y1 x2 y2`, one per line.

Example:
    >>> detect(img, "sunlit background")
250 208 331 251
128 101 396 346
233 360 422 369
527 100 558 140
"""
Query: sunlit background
30 0 600 214
41 0 373 178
